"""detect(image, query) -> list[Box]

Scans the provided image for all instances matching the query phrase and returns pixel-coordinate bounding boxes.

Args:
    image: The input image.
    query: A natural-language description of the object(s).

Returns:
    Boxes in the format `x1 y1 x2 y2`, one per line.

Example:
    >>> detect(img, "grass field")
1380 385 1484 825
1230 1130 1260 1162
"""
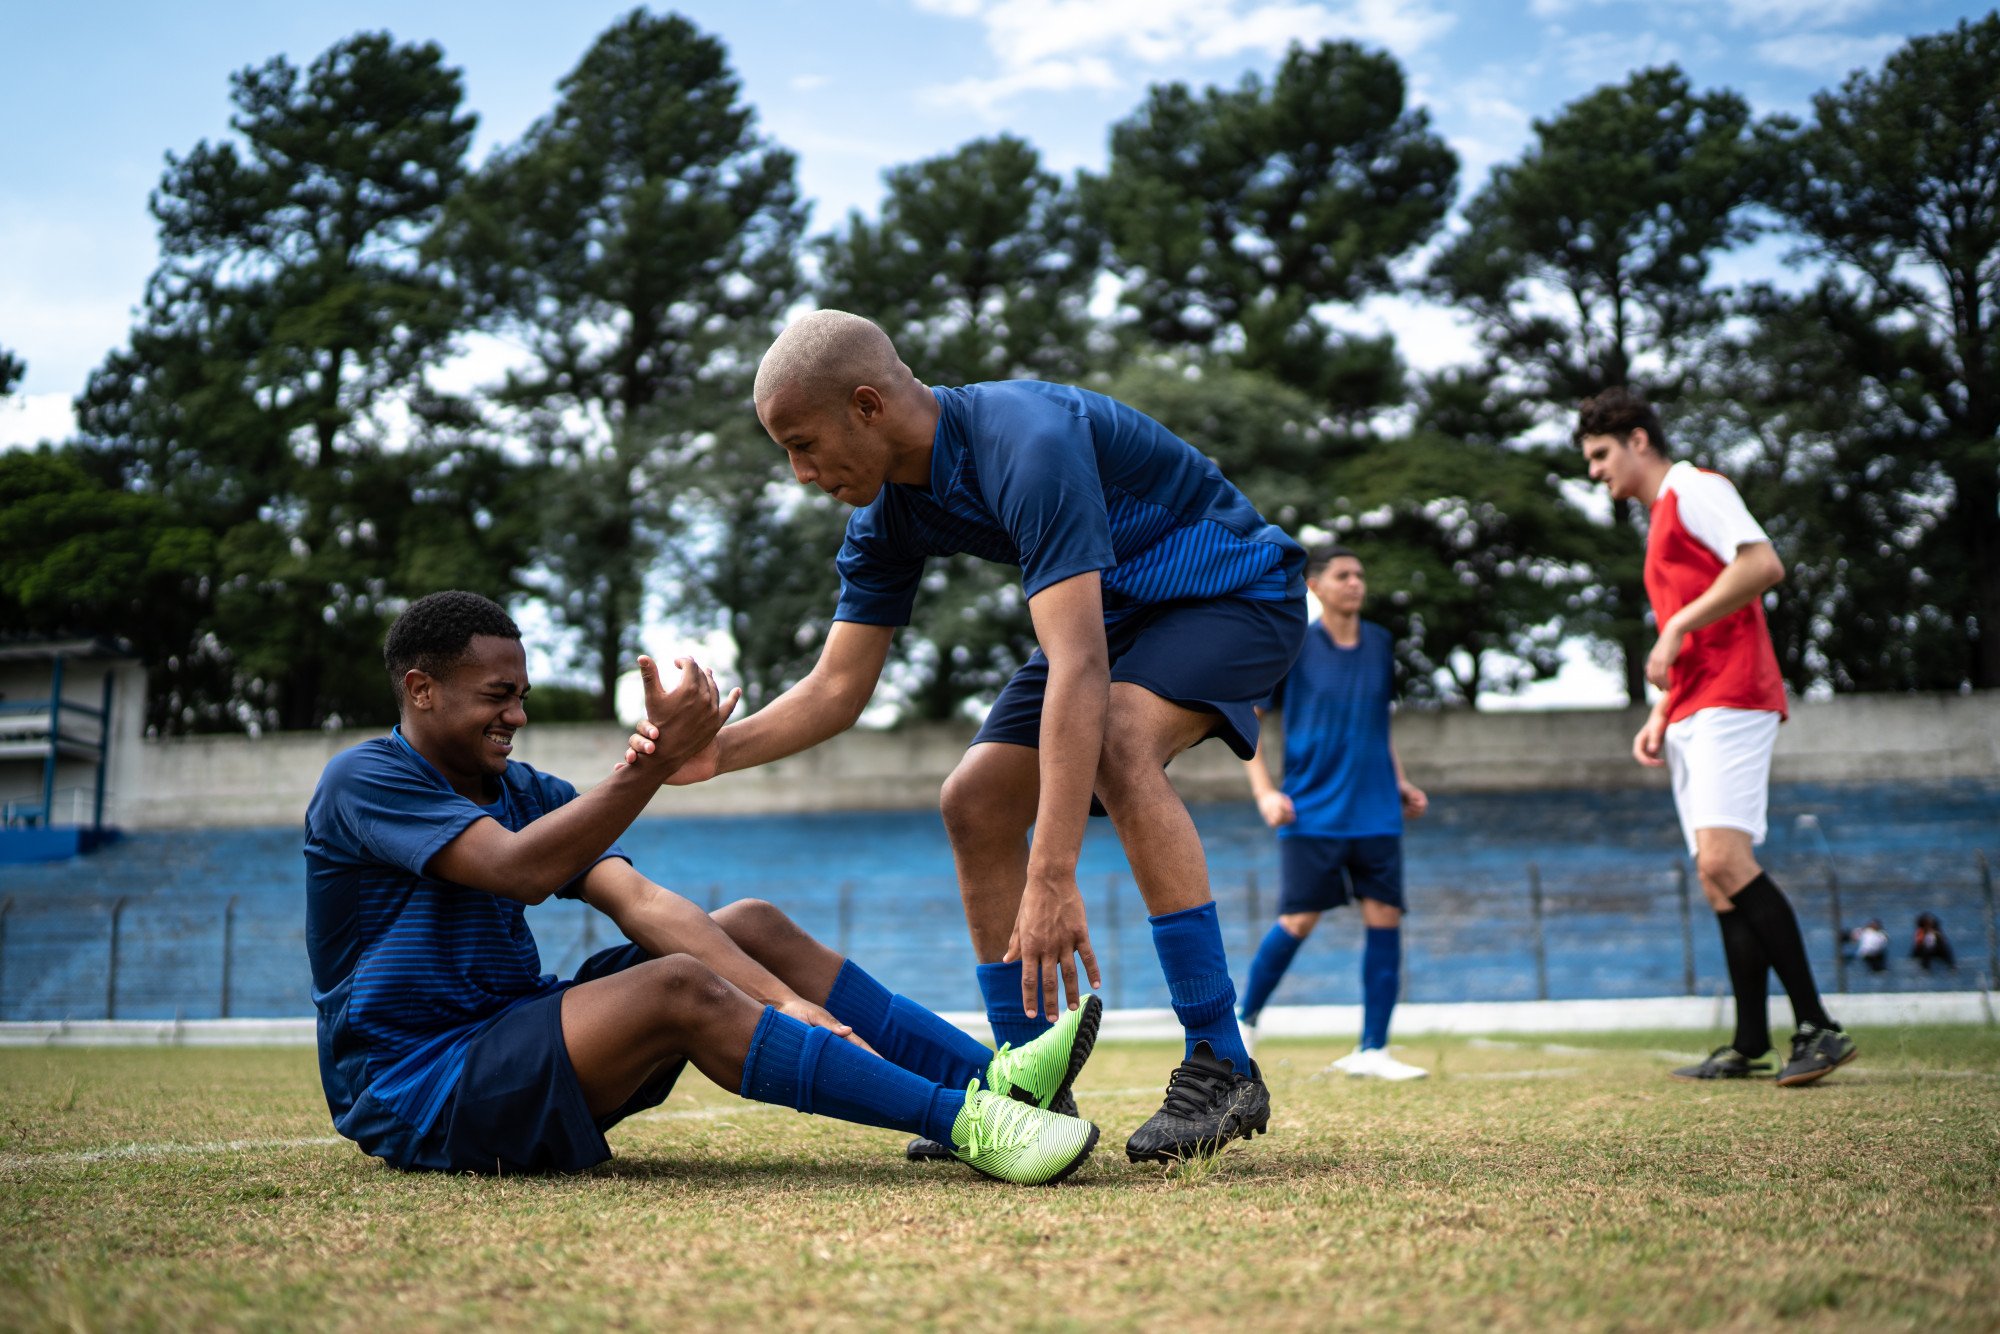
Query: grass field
3 1026 1997 1331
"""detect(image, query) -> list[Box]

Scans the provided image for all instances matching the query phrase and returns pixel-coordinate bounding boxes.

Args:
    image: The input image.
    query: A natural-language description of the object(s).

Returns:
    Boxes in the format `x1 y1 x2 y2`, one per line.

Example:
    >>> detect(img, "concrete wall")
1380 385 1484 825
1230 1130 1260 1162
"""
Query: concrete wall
109 691 2000 830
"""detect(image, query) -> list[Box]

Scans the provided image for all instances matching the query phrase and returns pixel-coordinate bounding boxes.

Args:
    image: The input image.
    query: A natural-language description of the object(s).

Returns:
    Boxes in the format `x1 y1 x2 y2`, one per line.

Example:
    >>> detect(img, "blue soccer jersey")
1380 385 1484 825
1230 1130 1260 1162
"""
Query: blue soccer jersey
304 729 626 1161
1272 620 1403 839
833 381 1304 626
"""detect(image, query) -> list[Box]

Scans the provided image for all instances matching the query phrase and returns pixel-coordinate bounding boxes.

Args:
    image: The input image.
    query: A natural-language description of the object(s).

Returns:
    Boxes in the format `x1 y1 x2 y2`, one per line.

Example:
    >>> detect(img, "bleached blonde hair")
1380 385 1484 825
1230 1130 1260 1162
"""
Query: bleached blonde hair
753 309 905 413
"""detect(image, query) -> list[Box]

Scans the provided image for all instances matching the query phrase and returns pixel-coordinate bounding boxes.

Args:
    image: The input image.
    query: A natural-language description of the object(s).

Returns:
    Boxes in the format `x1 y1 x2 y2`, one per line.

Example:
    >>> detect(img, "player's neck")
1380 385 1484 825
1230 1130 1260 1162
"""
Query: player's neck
886 383 941 489
1633 456 1674 506
1320 608 1362 646
399 721 497 803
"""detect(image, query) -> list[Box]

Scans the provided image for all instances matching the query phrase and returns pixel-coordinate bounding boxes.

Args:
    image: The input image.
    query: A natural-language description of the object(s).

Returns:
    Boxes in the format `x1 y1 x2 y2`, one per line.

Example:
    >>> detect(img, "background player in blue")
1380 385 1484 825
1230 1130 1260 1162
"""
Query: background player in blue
304 590 1102 1184
636 310 1305 1161
1237 546 1431 1080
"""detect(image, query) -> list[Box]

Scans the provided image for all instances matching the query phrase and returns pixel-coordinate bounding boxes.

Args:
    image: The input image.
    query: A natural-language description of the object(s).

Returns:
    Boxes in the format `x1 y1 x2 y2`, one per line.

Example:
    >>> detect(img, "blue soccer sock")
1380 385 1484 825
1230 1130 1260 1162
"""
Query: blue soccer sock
1360 925 1401 1051
1239 922 1307 1024
738 1007 964 1147
976 959 1054 1050
1150 901 1253 1071
824 958 992 1090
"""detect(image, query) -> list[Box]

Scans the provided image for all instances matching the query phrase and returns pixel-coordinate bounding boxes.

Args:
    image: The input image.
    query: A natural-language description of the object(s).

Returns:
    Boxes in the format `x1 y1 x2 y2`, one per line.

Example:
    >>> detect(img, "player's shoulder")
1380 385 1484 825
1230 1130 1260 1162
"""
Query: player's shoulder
1664 459 1741 498
957 378 1084 425
317 736 408 790
501 758 578 808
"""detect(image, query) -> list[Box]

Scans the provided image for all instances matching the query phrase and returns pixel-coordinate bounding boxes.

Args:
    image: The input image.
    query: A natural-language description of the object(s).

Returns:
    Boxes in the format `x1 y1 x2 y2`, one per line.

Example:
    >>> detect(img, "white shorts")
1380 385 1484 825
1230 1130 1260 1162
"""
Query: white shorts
1664 706 1780 856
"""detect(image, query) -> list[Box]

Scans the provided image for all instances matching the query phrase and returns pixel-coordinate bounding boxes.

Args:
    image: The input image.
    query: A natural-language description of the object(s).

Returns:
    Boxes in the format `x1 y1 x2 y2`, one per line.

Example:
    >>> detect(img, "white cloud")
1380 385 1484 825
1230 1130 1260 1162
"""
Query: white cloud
1751 30 1900 74
914 0 1455 113
0 392 77 451
919 55 1122 116
1552 28 1682 84
1723 0 1889 32
789 74 830 92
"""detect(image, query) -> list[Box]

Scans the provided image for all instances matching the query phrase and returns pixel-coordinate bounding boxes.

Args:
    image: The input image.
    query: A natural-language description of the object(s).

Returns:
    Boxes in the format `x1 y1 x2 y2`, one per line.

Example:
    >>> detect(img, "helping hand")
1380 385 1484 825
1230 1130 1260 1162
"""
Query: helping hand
1003 876 1102 1021
622 655 740 775
1644 626 1683 691
1632 711 1667 768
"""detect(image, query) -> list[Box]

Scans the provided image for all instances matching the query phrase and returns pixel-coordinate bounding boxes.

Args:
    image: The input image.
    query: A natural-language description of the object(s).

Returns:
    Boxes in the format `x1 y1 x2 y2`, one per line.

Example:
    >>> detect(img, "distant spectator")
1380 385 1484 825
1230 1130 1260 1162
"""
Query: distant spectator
1847 920 1889 973
1911 914 1956 970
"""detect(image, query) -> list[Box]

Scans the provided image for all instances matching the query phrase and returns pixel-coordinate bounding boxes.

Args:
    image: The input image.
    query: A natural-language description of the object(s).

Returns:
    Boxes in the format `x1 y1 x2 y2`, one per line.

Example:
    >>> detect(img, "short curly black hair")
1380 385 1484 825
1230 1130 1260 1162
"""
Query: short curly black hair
383 591 522 703
1573 385 1671 457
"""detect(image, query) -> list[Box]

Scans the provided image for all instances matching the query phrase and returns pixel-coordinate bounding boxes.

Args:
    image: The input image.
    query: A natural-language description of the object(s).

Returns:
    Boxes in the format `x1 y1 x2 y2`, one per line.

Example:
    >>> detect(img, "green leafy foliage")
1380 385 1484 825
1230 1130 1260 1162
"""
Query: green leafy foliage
1094 40 1455 419
436 9 806 714
1768 14 2000 687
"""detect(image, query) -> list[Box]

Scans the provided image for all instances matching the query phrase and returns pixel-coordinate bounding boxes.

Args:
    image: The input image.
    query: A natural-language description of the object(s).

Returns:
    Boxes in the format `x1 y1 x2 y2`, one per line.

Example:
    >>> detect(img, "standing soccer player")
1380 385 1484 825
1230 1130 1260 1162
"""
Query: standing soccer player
1576 387 1855 1087
638 311 1304 1161
1237 545 1429 1079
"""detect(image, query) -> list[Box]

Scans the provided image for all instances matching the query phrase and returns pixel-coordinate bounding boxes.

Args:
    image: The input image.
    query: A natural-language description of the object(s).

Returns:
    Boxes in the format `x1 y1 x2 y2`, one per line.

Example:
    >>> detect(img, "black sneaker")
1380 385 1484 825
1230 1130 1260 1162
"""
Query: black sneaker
907 1086 1079 1162
1777 1024 1857 1087
1670 1046 1764 1081
1124 1041 1270 1163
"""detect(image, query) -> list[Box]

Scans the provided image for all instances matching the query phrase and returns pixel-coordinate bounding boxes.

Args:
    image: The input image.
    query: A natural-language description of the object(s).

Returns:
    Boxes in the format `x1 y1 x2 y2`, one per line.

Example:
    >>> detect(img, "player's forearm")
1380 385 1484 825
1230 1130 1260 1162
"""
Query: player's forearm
453 764 665 902
1025 657 1108 883
713 674 866 774
1668 547 1784 637
604 883 795 1003
1242 744 1281 800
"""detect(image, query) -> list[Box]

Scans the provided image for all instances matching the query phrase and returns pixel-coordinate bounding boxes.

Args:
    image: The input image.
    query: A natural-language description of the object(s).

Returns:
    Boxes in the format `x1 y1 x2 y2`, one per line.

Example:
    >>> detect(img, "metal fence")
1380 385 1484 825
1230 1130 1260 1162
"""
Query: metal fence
2 852 1992 1022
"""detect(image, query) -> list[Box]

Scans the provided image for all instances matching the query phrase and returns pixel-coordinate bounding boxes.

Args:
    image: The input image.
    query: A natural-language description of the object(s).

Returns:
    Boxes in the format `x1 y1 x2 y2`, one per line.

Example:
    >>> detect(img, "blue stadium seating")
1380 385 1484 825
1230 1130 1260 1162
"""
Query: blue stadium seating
0 781 1992 1021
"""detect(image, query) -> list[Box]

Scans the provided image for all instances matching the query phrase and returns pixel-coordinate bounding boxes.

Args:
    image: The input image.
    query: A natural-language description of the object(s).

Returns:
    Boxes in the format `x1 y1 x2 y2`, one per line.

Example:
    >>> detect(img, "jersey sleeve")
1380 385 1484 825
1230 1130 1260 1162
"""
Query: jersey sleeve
1673 470 1771 564
833 502 926 626
316 747 486 880
970 396 1116 599
522 768 630 900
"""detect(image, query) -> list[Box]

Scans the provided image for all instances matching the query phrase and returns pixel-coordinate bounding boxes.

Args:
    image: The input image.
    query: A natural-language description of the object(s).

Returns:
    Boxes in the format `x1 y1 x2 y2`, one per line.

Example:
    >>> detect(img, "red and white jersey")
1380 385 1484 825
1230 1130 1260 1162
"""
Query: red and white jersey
1644 461 1788 725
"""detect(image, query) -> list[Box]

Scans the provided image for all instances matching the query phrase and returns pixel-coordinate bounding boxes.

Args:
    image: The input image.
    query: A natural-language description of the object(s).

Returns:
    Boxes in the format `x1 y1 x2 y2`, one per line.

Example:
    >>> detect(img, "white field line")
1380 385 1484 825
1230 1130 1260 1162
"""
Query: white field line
1455 1067 1585 1081
0 1136 346 1170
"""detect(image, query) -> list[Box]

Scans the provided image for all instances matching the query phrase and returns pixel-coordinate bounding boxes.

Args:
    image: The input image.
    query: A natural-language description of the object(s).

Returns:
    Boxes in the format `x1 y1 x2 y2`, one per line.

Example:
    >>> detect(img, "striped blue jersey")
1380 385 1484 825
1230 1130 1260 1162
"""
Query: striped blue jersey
834 381 1304 625
1271 620 1402 839
304 729 625 1157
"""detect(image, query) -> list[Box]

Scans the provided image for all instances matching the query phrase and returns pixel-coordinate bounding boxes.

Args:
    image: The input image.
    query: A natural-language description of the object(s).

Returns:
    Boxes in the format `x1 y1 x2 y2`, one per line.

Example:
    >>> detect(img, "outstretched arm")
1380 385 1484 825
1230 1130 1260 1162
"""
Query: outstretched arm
1005 572 1107 1018
628 621 895 782
430 656 739 903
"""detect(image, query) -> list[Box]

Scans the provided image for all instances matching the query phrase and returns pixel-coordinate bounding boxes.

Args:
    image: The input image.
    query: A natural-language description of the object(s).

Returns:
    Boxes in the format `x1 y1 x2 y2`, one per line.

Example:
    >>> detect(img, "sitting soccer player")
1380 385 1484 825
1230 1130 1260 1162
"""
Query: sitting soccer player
305 590 1101 1183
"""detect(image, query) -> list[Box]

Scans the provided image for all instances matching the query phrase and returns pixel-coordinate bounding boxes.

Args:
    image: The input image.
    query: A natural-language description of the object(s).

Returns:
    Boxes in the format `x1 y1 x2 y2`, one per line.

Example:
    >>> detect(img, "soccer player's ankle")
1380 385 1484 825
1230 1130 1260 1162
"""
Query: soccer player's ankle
926 1083 969 1148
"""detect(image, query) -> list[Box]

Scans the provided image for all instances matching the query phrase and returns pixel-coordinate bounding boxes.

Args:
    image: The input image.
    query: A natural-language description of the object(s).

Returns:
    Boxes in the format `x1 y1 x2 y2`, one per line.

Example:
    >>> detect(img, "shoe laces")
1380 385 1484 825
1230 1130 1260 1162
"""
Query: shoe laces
1158 1057 1234 1120
959 1081 1040 1159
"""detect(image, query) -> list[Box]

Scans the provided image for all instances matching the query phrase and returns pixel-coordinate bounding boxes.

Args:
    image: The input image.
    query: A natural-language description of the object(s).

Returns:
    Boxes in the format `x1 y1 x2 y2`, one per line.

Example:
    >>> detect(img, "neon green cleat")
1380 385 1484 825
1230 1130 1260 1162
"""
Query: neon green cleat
951 1081 1099 1185
984 993 1102 1110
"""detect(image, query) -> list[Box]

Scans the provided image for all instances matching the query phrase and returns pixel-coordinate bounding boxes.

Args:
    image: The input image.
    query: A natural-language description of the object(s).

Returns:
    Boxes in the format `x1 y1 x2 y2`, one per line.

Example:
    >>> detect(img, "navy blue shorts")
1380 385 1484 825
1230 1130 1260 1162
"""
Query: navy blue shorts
1278 834 1405 914
401 943 683 1175
974 595 1306 770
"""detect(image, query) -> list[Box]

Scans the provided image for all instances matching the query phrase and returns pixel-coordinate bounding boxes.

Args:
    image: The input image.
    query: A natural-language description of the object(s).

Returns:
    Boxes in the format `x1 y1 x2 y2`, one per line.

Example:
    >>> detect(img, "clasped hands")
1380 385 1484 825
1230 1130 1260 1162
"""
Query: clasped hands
619 655 741 782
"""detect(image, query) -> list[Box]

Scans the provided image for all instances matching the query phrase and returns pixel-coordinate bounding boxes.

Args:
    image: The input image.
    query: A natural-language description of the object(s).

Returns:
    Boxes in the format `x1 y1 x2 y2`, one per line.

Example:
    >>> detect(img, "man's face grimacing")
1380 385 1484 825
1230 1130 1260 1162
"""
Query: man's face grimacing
1579 429 1651 502
759 383 895 508
406 634 531 782
1311 556 1366 614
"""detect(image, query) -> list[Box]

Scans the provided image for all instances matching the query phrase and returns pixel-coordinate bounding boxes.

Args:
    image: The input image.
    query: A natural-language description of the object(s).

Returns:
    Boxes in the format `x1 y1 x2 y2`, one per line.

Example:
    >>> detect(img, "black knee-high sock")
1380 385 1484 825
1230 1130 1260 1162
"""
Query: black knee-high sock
1731 873 1836 1031
1715 908 1772 1057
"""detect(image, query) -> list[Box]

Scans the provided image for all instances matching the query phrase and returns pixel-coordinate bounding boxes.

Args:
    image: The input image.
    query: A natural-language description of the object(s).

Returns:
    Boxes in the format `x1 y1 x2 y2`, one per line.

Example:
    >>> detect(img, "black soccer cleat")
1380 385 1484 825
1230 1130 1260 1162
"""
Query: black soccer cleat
1124 1041 1270 1163
908 1086 1080 1162
1776 1024 1857 1087
1670 1046 1765 1081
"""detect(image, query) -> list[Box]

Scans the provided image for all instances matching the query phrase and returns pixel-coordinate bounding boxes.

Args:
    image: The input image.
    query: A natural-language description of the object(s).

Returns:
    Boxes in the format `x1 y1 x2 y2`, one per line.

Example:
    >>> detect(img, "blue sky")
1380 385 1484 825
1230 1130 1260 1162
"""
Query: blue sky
0 1 1988 703
2 0 1986 431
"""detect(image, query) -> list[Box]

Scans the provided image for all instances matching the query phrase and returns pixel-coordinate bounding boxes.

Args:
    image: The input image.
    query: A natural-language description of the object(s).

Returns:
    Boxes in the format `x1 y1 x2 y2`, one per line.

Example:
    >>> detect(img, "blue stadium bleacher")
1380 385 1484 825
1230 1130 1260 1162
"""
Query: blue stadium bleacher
0 780 1993 1021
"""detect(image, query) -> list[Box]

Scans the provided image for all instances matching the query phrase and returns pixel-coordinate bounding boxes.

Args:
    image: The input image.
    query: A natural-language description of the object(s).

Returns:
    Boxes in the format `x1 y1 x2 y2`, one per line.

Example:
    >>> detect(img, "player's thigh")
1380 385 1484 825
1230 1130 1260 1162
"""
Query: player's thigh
1348 836 1406 922
1107 596 1305 762
559 955 736 1113
1102 681 1217 771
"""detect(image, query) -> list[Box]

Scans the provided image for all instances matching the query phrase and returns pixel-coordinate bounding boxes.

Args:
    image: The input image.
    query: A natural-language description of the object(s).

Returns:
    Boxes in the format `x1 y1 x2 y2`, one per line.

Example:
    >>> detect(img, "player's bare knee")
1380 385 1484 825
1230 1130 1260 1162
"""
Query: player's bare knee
712 897 793 950
1278 911 1320 938
1092 731 1159 811
645 953 732 1014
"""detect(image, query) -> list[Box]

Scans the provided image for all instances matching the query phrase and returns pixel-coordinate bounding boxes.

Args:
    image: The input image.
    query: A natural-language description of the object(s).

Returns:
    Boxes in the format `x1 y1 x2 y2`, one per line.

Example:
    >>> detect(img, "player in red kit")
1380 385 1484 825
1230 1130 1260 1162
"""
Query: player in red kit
1576 387 1855 1087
